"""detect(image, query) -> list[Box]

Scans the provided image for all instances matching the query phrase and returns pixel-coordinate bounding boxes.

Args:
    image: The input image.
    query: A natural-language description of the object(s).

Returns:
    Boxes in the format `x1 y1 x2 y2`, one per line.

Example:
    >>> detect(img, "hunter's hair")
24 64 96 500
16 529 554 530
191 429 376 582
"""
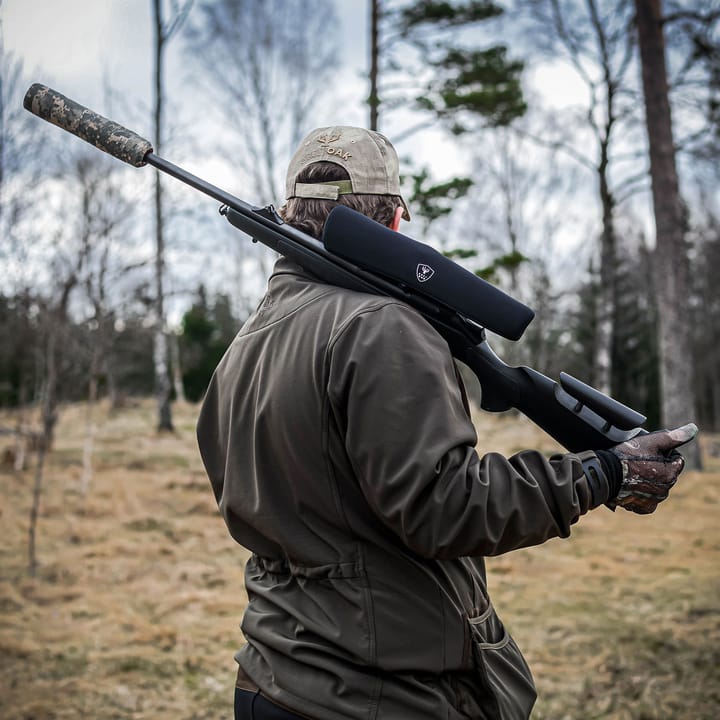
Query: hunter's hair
279 162 401 239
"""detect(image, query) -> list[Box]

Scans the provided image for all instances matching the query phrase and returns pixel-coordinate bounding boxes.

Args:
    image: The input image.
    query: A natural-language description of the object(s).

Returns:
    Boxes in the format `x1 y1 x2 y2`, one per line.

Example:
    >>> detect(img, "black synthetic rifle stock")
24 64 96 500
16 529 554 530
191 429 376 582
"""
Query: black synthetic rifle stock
24 82 647 452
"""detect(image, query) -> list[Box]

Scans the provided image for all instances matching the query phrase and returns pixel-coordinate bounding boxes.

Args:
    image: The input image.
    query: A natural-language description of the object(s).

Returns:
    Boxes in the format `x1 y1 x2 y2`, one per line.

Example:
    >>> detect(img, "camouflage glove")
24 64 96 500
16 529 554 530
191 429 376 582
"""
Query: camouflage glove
606 423 698 514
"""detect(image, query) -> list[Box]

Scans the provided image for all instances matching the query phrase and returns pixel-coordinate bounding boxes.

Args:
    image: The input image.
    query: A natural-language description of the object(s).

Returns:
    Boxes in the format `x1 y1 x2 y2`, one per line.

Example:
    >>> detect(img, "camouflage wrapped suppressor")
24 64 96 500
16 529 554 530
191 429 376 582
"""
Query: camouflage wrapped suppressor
23 83 153 167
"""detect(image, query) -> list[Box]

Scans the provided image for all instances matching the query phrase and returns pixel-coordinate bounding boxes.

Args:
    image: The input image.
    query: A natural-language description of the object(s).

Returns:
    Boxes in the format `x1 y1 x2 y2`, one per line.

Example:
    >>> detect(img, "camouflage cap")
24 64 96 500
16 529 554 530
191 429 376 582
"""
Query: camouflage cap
285 126 410 220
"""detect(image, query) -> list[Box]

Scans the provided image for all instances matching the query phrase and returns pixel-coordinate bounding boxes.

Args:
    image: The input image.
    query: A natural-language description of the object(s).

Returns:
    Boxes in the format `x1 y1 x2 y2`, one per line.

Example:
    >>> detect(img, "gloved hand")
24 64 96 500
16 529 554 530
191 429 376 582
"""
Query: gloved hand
606 423 698 514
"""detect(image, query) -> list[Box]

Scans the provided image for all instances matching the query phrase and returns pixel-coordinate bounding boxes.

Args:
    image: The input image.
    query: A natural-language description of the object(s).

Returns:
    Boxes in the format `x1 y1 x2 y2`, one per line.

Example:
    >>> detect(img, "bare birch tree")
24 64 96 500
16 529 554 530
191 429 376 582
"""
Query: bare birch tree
522 0 642 395
151 0 193 432
0 8 42 286
27 219 93 576
0 8 45 470
182 0 339 315
74 152 136 494
185 0 339 204
23 136 139 570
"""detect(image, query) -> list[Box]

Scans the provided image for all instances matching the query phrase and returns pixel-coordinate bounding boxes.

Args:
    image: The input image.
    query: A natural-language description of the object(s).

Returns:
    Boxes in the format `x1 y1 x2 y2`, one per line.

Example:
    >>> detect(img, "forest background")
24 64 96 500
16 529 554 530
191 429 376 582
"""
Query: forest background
0 0 719 718
1 0 719 441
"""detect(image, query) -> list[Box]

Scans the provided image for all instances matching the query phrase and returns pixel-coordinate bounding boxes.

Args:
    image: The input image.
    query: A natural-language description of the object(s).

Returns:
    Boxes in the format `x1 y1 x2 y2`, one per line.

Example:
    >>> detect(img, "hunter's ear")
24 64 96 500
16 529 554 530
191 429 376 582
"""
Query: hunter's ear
389 206 403 231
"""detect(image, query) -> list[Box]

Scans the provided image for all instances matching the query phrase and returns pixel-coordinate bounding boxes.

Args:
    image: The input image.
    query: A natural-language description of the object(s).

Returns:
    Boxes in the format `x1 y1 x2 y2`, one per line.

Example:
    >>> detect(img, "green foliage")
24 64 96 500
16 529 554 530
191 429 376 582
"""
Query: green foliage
407 167 473 227
179 286 239 402
473 249 530 284
0 286 237 409
399 0 502 29
0 293 38 407
689 215 720 431
380 1 527 231
565 264 600 388
394 0 526 131
443 245 529 284
112 319 155 397
564 256 661 430
420 46 527 132
444 247 479 260
610 252 660 430
0 292 154 408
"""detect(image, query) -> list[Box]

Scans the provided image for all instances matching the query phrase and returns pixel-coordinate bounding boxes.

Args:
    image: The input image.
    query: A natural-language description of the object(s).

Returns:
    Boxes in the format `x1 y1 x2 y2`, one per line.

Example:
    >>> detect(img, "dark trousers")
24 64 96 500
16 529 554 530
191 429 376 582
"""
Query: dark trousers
234 688 308 720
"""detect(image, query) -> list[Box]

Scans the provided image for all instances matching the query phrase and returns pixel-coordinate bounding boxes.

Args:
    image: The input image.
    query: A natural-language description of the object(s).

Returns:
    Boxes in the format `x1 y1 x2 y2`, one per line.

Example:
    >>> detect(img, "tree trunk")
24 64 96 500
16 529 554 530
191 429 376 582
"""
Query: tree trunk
153 0 173 432
80 343 99 496
104 334 120 412
170 330 186 403
28 441 47 578
28 327 58 577
595 152 616 397
713 363 720 431
634 0 701 467
13 382 28 471
369 0 380 130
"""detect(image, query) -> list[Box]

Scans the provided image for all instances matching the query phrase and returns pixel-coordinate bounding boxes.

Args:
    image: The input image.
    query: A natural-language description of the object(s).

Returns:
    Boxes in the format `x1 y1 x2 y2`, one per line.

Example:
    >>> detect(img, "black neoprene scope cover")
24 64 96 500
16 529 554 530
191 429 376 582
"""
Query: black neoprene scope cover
322 206 534 341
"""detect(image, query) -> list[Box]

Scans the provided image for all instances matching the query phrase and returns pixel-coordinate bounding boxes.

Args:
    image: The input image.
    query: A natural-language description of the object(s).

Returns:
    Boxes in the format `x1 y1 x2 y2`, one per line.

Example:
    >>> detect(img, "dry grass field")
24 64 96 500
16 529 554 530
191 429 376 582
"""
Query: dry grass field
0 399 718 719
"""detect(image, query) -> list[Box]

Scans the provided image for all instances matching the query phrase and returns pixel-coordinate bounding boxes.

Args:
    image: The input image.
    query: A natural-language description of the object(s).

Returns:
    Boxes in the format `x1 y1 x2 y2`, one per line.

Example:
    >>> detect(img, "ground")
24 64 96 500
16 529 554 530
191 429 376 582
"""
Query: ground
0 399 718 719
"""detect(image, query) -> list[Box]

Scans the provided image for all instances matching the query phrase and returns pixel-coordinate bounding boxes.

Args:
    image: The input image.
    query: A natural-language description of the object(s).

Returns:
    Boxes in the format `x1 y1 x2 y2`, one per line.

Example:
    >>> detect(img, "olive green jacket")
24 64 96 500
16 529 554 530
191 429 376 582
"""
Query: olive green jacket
197 258 603 720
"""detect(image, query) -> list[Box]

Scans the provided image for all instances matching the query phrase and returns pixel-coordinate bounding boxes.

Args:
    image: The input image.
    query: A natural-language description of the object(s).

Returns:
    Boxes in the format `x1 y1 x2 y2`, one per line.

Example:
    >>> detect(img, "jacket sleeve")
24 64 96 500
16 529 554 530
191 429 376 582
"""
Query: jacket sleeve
327 301 597 560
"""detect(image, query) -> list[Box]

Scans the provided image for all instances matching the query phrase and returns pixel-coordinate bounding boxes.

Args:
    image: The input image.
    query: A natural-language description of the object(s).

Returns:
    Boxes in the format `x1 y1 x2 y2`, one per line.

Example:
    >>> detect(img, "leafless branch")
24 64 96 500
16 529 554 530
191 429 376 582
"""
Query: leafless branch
614 170 649 203
662 9 720 25
550 0 596 89
512 126 595 172
392 119 437 144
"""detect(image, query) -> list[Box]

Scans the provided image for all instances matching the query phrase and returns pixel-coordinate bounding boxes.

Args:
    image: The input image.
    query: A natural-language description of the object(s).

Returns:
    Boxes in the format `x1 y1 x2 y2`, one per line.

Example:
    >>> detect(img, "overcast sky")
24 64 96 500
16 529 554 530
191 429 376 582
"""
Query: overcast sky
5 0 571 187
4 1 372 138
1 0 609 314
1 1 395 308
4 1 153 103
2 1 355 98
2 0 597 183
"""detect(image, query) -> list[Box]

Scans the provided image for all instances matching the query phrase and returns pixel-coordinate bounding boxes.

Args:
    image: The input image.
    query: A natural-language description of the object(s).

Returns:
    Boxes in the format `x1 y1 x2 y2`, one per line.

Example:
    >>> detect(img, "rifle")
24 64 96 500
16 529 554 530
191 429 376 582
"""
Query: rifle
24 83 647 452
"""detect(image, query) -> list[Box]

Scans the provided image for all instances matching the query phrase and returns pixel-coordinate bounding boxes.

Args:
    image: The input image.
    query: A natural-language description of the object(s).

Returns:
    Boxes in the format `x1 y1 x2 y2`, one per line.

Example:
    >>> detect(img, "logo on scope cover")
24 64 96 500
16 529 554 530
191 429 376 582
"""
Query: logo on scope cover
416 263 435 283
